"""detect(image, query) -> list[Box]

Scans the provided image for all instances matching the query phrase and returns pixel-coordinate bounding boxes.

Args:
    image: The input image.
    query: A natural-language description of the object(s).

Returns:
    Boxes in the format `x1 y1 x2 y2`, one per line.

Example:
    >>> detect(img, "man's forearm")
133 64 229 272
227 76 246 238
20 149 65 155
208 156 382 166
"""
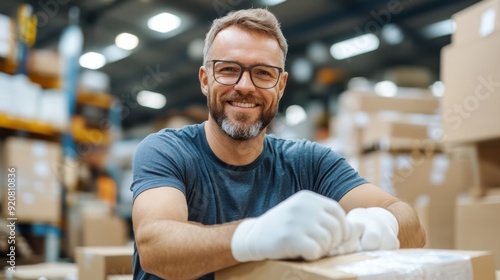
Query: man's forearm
136 219 241 280
387 201 426 248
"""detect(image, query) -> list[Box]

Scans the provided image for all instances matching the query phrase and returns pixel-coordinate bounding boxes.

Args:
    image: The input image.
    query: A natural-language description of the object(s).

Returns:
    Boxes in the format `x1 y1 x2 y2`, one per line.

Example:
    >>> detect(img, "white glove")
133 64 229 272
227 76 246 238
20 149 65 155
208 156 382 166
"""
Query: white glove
345 207 400 251
231 190 349 262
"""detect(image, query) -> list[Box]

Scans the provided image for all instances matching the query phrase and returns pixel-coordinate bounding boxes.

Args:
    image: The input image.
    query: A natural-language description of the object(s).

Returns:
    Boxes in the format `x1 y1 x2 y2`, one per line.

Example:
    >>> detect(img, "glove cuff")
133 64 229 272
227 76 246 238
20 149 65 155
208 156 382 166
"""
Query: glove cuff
231 218 260 262
368 207 399 235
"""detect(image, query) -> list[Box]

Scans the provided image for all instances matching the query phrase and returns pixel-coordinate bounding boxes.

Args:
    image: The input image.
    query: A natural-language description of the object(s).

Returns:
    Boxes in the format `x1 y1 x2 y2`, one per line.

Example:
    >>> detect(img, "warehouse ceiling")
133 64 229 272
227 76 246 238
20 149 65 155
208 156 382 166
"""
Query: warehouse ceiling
0 0 481 129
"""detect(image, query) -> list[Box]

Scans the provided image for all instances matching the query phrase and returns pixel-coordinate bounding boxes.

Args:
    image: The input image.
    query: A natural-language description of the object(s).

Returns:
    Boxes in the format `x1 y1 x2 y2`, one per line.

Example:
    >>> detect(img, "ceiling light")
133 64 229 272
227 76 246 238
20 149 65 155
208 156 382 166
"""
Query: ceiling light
286 105 307 126
115 32 139 50
148 12 181 33
102 45 131 63
261 0 287 6
330 33 379 60
79 52 106 70
306 42 330 64
381 24 404 45
374 81 398 97
137 90 166 109
422 19 456 39
291 58 313 83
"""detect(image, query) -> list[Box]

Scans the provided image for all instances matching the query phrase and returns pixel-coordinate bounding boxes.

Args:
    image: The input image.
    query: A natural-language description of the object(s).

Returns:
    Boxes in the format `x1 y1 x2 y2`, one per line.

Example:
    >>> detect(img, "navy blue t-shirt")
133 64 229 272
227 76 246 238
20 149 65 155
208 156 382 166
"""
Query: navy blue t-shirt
131 123 367 280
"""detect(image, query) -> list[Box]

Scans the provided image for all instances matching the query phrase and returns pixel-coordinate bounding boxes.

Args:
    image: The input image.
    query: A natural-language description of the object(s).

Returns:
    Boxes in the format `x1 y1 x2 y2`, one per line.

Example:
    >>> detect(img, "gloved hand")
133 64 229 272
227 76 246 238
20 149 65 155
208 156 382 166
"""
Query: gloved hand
231 190 349 262
345 207 400 251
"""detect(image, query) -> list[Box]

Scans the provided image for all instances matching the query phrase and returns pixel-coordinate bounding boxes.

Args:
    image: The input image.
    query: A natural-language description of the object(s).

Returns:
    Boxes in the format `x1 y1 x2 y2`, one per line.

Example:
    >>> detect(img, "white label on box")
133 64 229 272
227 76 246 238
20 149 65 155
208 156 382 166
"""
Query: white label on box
34 161 49 177
32 141 48 157
480 8 496 37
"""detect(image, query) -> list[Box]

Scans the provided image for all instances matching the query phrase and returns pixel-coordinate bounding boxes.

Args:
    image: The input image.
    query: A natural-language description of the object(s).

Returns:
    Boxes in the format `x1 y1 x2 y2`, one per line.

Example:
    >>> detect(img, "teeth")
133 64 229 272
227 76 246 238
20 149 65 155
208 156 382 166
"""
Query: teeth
231 102 257 108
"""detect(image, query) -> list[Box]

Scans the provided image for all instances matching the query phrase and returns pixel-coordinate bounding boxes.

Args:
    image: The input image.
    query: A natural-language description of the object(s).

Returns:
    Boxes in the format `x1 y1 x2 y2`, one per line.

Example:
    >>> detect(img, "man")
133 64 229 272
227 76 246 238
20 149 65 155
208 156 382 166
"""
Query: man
131 8 425 280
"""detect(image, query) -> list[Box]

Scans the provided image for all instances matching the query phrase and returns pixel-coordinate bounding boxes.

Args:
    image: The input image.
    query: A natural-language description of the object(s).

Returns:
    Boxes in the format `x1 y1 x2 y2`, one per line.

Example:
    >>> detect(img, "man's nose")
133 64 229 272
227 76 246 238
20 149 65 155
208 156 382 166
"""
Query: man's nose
234 70 256 92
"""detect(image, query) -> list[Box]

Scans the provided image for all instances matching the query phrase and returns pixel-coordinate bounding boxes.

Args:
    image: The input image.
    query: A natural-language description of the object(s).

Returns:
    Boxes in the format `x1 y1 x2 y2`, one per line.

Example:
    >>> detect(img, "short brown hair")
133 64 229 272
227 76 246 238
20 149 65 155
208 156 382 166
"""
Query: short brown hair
203 8 288 66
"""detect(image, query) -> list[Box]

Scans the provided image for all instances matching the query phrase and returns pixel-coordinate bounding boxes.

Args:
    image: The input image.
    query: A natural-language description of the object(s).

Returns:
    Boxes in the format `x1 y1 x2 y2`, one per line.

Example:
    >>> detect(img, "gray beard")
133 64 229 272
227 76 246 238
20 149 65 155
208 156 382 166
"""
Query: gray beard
220 117 263 141
207 89 276 141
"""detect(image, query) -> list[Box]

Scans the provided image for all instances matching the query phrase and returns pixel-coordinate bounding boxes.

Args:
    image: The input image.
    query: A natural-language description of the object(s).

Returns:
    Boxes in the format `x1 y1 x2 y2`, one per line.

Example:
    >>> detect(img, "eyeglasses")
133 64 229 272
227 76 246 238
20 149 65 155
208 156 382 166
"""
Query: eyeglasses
207 60 283 89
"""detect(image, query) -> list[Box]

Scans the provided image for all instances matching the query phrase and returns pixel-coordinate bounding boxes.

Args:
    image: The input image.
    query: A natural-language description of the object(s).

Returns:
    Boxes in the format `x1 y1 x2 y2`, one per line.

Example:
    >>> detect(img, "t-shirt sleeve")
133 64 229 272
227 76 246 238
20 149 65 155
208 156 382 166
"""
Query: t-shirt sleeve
130 132 188 201
312 144 368 201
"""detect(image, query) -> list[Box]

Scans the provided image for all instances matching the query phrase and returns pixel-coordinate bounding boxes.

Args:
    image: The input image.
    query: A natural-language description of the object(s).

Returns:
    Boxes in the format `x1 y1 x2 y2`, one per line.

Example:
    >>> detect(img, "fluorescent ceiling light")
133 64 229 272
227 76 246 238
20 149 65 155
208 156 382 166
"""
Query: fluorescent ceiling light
261 0 287 6
137 90 167 109
148 12 181 33
115 32 139 50
422 19 456 39
374 81 397 97
79 52 106 70
330 33 379 60
285 105 307 126
102 44 131 63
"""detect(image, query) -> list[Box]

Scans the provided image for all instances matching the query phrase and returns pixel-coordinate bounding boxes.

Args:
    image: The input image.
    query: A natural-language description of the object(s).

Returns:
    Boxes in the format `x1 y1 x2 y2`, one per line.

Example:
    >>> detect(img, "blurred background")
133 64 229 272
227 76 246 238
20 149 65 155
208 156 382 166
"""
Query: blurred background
1 0 500 279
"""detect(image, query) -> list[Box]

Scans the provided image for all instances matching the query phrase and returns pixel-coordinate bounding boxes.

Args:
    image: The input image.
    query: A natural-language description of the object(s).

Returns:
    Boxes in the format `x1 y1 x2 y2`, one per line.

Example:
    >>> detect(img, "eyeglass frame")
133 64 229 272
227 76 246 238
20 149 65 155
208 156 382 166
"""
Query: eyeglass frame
206 59 284 89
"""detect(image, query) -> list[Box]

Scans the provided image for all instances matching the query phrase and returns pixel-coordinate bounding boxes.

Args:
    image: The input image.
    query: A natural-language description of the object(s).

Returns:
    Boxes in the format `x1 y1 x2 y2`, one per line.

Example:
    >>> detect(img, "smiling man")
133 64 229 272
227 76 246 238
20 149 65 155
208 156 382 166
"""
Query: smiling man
131 8 425 280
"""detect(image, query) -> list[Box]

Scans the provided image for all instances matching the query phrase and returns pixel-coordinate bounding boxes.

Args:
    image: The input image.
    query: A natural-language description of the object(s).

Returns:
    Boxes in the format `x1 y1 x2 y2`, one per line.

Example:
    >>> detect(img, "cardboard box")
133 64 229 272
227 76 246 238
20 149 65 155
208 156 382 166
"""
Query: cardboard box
444 140 500 197
338 90 440 115
27 49 61 78
82 212 129 247
1 137 62 224
4 262 77 280
456 194 500 269
107 275 133 280
441 32 500 144
360 149 472 249
362 113 437 151
216 249 496 280
452 0 500 45
75 246 134 280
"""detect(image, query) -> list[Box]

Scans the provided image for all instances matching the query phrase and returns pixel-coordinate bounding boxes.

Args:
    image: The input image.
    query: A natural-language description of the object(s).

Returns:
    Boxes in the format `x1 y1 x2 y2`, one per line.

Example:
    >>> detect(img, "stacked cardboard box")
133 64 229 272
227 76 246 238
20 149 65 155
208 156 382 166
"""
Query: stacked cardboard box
441 0 500 195
358 113 473 249
0 137 62 224
335 88 440 162
441 0 500 269
63 192 130 258
75 246 133 280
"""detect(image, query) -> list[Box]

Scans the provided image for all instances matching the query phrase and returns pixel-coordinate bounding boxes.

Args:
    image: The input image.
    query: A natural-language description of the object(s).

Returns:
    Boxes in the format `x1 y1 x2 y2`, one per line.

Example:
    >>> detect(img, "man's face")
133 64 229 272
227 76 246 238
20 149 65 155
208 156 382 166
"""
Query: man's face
199 26 288 141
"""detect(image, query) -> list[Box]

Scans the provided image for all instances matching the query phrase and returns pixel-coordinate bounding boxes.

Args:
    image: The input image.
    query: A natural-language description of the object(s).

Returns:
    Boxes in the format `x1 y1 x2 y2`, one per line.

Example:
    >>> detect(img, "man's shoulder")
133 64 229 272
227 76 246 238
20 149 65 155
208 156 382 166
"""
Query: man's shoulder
136 123 204 154
145 123 203 142
265 134 324 150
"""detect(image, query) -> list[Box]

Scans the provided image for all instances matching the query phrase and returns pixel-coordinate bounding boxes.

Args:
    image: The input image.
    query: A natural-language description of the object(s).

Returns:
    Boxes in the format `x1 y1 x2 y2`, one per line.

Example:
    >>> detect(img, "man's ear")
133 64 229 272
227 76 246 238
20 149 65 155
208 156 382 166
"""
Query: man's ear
277 71 288 101
199 66 209 96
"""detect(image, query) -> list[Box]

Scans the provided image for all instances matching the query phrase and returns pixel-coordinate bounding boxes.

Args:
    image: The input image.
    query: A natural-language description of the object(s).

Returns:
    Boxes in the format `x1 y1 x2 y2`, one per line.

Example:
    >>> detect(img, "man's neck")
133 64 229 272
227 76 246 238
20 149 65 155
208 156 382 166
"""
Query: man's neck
204 120 265 166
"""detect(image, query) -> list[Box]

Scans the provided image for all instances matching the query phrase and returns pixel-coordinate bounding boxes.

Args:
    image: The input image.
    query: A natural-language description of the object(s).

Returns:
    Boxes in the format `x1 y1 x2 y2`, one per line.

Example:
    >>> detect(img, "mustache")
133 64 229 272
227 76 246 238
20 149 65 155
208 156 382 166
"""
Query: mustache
220 92 263 105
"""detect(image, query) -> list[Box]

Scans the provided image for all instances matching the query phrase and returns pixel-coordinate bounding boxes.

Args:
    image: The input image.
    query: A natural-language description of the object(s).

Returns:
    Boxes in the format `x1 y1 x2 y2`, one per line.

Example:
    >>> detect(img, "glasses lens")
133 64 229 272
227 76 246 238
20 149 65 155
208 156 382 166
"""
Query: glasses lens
213 61 280 89
251 66 280 88
213 61 241 86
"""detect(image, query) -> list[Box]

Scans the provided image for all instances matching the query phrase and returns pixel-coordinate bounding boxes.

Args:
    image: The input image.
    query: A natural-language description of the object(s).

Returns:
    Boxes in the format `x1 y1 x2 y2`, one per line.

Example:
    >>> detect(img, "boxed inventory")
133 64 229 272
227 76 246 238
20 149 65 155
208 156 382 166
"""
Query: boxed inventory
1 137 62 224
216 249 496 280
441 32 500 143
456 193 500 269
75 246 133 280
452 0 500 45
